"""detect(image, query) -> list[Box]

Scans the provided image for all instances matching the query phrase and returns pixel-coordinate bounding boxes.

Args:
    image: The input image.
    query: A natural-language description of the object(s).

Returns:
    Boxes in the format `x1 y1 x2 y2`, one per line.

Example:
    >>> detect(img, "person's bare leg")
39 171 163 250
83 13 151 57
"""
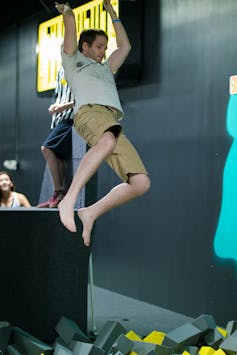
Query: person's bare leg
58 131 117 232
57 158 65 190
78 173 151 246
41 146 63 191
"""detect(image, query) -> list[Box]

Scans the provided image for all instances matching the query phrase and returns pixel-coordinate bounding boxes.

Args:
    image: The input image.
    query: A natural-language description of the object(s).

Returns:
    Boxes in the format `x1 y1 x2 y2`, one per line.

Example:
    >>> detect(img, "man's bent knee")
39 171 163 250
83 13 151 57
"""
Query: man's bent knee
97 131 117 153
128 173 151 196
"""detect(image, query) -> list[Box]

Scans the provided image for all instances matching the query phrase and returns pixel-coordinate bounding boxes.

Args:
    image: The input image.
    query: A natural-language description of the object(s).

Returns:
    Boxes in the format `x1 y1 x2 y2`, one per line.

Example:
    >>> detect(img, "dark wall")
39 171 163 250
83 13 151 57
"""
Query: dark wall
0 16 54 206
0 209 90 342
92 0 237 326
1 0 237 328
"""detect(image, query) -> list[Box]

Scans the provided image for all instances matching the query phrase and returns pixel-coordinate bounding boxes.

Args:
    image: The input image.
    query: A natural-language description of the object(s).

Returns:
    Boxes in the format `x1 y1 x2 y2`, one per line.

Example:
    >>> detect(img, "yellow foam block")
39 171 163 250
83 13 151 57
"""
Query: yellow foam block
128 352 138 355
182 351 191 355
214 349 227 355
199 346 215 355
126 330 142 341
143 330 166 345
217 327 228 338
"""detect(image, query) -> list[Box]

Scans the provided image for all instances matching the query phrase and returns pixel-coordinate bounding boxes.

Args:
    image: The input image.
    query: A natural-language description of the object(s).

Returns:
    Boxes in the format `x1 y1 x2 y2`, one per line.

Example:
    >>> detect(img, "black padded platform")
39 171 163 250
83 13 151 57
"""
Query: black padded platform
0 209 90 343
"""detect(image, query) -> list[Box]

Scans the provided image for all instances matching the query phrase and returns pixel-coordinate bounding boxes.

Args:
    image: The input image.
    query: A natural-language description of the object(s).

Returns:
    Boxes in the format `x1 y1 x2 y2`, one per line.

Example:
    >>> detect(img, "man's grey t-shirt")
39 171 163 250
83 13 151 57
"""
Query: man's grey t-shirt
61 49 124 120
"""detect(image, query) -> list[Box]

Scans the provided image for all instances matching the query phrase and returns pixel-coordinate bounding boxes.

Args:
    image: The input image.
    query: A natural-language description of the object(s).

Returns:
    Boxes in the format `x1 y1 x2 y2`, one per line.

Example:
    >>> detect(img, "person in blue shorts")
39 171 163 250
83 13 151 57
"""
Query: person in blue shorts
37 66 74 208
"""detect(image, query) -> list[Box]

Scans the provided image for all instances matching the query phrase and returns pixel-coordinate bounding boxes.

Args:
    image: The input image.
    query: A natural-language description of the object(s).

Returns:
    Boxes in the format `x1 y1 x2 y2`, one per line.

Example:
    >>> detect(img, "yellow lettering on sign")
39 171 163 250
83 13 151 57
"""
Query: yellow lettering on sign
37 0 119 93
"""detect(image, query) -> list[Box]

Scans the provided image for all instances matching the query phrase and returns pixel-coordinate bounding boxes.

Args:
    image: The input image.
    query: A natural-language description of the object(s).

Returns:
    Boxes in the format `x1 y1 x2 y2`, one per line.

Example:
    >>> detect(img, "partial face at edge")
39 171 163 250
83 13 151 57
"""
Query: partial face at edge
0 174 13 192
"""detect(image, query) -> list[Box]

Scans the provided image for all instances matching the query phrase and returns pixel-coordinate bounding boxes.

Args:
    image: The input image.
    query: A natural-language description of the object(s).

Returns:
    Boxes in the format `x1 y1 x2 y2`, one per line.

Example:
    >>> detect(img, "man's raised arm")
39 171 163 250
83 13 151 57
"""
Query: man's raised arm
55 2 78 55
103 0 131 74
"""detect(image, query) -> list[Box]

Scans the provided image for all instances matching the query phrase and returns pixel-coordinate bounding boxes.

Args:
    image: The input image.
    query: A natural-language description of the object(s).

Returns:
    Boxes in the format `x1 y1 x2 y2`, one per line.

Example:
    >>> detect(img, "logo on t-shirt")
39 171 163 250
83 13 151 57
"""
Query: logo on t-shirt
76 61 94 73
76 62 85 68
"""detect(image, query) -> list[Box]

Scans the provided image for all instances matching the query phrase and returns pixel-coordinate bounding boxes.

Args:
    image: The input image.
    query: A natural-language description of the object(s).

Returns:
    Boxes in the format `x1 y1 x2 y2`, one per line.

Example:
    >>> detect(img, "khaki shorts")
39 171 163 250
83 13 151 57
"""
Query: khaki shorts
74 104 148 182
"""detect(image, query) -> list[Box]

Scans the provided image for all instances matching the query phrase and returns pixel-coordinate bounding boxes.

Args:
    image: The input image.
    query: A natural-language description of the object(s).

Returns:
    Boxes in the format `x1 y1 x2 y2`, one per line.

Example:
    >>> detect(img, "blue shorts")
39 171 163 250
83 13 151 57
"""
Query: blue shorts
42 119 73 160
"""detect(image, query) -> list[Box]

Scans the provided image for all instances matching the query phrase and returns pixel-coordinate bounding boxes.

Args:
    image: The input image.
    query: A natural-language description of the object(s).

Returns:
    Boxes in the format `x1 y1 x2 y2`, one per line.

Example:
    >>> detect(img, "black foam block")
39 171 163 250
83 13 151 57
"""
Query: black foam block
204 328 224 348
163 323 202 351
226 321 237 336
191 315 216 334
70 341 105 354
107 334 133 354
13 327 53 355
54 343 73 354
94 321 126 353
55 316 90 345
0 321 11 353
6 344 23 355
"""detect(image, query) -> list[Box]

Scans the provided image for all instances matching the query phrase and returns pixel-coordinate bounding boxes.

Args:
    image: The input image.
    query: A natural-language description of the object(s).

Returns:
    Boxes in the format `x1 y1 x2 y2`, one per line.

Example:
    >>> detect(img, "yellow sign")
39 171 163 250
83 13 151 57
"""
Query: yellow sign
37 0 119 93
229 75 237 95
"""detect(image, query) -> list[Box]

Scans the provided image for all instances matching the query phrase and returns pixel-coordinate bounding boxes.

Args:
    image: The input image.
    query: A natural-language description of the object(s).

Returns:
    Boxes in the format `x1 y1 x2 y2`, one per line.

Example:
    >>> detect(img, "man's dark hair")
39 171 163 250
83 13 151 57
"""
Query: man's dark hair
78 29 108 52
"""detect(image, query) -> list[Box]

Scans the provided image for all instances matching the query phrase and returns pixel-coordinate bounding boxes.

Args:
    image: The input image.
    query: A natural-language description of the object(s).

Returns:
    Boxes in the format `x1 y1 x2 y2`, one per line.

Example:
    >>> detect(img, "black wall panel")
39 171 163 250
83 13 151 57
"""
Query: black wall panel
0 210 90 342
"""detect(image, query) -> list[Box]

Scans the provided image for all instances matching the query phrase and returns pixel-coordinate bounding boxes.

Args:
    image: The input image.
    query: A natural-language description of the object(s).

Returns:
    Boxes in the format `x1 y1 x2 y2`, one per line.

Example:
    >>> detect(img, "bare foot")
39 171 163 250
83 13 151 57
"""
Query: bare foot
77 208 95 247
58 199 77 232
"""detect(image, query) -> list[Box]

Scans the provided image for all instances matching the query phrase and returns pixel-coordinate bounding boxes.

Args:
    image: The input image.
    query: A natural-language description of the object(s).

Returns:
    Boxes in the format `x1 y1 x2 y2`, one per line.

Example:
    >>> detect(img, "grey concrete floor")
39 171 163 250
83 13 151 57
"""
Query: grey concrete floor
87 285 193 338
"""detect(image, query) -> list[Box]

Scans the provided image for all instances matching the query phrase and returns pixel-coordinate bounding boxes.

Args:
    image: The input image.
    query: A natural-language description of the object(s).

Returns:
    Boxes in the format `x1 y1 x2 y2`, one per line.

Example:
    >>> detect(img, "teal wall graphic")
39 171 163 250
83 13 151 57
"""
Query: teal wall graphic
214 78 237 260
